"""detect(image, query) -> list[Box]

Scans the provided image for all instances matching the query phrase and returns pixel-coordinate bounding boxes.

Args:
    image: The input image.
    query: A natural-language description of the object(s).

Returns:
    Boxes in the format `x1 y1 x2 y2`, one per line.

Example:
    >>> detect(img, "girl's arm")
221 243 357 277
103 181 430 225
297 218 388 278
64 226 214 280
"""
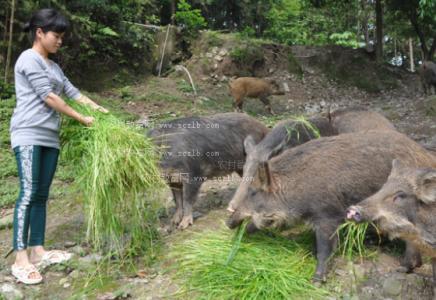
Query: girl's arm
45 92 94 126
76 94 109 113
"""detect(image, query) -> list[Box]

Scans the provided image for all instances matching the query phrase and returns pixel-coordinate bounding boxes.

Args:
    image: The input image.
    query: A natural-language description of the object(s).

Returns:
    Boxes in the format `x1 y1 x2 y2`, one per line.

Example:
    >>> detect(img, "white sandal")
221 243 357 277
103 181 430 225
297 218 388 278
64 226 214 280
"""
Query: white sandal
11 264 43 285
33 250 73 267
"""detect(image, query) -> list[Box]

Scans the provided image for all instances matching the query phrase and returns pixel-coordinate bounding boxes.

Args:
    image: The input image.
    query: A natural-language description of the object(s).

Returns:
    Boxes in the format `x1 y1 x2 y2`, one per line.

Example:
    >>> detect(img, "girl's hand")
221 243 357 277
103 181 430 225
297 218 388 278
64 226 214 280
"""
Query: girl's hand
80 116 94 126
95 105 109 114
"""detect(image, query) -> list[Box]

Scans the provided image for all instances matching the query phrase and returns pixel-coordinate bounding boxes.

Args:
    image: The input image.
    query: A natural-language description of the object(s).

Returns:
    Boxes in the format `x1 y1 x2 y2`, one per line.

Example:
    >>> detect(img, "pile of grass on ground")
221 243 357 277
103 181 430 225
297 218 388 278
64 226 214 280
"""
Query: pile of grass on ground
61 101 165 258
169 224 329 299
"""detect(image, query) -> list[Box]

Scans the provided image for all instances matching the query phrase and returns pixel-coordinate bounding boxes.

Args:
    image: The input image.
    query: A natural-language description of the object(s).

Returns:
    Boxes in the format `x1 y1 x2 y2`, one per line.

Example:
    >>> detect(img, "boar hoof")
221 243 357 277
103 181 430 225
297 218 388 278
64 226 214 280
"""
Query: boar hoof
312 273 326 285
178 215 194 230
171 210 183 226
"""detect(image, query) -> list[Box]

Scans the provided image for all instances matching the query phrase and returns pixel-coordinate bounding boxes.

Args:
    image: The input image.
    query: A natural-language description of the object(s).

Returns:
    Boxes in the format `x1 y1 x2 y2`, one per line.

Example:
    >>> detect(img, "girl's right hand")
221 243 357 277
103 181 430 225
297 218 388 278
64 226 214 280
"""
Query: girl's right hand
80 116 94 126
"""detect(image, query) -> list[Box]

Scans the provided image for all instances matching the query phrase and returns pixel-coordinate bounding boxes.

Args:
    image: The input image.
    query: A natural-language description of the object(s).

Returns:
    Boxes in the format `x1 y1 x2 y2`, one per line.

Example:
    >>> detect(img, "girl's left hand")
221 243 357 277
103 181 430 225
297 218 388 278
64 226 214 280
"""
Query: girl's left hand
95 105 109 113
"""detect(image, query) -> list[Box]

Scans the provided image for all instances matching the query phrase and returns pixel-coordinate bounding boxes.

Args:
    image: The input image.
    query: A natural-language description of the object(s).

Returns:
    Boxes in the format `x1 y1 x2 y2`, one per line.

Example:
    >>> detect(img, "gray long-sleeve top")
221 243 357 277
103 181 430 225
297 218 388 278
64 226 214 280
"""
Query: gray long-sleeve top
10 48 80 149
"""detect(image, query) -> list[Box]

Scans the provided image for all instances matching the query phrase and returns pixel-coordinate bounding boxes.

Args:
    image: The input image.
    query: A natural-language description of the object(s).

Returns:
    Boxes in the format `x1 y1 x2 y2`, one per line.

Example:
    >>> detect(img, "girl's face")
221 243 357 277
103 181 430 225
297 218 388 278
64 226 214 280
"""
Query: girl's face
35 28 65 54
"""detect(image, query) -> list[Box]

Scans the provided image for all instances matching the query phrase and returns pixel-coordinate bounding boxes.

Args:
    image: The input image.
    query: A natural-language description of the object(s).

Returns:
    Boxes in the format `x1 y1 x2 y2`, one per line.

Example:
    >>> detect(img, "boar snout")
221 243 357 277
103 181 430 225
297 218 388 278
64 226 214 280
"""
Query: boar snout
346 206 363 222
226 213 244 229
227 205 235 213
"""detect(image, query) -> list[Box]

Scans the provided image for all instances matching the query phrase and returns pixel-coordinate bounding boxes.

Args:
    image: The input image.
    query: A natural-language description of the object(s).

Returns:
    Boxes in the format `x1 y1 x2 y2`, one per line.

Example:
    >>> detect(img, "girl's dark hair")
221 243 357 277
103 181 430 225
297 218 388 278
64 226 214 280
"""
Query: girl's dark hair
24 8 69 42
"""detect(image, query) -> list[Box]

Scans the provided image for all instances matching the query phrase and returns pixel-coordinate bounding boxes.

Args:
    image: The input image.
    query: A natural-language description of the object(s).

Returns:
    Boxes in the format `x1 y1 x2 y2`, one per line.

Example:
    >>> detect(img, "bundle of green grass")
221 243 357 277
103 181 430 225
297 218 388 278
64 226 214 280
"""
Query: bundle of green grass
61 101 165 258
170 223 329 299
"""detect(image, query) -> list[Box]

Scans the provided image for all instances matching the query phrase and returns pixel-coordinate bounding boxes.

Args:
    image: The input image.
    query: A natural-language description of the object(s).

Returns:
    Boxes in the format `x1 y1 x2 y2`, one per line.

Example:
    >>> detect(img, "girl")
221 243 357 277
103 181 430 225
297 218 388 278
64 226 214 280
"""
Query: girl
10 8 108 284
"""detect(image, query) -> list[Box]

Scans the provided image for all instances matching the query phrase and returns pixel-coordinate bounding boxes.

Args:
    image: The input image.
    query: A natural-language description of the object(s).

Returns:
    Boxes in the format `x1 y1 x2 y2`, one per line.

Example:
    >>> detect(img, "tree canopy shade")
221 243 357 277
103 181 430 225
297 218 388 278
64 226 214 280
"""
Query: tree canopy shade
1 0 436 82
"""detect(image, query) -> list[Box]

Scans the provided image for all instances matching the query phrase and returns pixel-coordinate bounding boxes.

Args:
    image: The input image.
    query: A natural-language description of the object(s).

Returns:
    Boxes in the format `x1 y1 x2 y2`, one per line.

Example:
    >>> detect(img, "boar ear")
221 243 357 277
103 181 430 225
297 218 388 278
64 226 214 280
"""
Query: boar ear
267 139 287 160
416 169 436 204
391 159 406 174
244 135 256 155
256 161 275 192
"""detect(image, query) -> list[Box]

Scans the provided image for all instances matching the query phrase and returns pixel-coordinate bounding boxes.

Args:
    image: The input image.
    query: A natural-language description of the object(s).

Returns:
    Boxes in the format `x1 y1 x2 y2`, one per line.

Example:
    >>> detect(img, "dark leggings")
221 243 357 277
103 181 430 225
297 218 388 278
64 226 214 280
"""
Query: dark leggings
12 145 59 251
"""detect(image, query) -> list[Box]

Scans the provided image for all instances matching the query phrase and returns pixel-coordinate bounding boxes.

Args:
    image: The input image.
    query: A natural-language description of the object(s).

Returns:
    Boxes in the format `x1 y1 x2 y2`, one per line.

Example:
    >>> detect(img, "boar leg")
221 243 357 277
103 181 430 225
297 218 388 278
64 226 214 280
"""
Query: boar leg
170 186 183 226
259 96 274 115
178 181 202 229
233 97 244 112
399 242 422 272
313 223 338 283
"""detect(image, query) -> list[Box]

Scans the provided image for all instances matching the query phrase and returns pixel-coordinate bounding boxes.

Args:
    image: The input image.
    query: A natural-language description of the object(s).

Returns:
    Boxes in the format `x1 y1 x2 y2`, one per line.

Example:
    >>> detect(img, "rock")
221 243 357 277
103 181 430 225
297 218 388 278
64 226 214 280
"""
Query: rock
211 47 219 54
64 241 77 248
70 245 85 256
214 55 223 62
382 274 404 296
218 49 228 56
206 52 213 58
283 82 290 93
59 278 69 286
79 253 103 264
69 270 81 279
0 283 23 300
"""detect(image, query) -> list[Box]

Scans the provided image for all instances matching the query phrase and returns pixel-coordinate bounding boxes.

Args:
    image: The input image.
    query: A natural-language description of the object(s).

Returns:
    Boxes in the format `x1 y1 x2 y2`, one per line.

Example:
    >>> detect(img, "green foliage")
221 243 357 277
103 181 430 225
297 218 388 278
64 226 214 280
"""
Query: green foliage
177 79 194 93
61 101 165 258
330 32 361 48
336 221 378 261
230 43 264 67
170 224 329 299
0 97 17 207
175 0 207 37
0 80 14 100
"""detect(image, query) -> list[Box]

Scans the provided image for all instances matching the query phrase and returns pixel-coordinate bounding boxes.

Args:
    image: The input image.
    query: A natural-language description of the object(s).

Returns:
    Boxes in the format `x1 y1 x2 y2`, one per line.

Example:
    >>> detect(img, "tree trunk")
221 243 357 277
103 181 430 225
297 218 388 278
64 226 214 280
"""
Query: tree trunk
375 0 383 62
170 0 176 25
408 9 430 60
2 2 10 66
409 38 414 72
4 0 15 84
360 0 370 51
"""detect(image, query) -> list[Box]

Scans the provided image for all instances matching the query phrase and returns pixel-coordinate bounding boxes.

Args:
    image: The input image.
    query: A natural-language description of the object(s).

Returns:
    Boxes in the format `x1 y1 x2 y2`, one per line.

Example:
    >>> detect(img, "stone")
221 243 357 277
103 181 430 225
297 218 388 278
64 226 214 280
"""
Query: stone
64 241 77 248
0 283 24 300
79 253 103 264
218 49 228 56
382 274 403 296
214 55 223 62
70 245 85 256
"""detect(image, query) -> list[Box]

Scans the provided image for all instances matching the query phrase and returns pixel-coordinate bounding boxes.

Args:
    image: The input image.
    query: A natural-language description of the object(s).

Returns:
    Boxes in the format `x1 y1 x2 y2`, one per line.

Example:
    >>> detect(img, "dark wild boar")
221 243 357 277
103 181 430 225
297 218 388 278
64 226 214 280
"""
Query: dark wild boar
347 160 436 284
149 113 268 229
226 131 435 282
229 108 395 214
229 77 284 114
418 61 436 95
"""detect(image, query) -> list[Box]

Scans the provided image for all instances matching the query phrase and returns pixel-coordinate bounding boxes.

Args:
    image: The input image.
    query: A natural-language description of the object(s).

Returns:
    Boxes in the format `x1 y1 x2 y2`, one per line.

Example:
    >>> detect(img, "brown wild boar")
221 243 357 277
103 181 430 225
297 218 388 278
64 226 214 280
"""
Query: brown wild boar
148 113 268 229
347 160 436 286
229 107 395 219
229 77 284 114
418 61 436 95
226 131 435 282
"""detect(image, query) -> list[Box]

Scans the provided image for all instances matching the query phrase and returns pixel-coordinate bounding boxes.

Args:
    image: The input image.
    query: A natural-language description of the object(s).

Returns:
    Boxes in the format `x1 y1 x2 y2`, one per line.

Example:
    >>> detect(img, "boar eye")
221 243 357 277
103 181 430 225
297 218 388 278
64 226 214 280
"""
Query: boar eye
393 192 407 202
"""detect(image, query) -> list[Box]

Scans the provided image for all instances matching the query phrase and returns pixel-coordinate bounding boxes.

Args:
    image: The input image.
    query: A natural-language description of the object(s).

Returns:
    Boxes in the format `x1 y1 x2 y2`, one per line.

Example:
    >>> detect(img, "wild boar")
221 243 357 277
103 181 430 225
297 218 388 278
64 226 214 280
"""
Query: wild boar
347 160 436 284
149 112 268 229
229 108 395 216
418 61 436 95
226 130 435 282
229 77 284 114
